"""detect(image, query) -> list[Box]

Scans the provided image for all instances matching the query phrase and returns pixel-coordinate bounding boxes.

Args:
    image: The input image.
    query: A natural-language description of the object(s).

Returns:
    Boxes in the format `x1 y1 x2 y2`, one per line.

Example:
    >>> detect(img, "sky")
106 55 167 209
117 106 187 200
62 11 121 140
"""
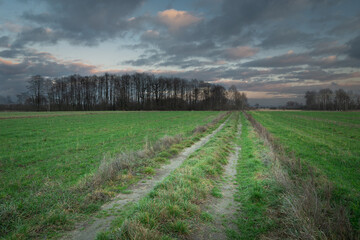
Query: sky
0 0 359 106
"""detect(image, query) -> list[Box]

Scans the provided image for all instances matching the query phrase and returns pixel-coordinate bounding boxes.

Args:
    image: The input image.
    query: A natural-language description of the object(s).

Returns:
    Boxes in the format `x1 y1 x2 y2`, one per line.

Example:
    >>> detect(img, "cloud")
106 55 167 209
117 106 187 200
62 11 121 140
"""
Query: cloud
289 70 360 82
310 41 348 56
0 58 28 75
0 22 24 33
225 46 258 60
243 51 312 67
259 28 318 48
243 42 360 69
0 36 10 48
205 0 325 40
141 30 160 40
20 0 145 45
124 40 220 68
329 14 360 35
0 49 98 97
0 49 22 58
347 34 360 60
157 9 201 31
13 27 60 47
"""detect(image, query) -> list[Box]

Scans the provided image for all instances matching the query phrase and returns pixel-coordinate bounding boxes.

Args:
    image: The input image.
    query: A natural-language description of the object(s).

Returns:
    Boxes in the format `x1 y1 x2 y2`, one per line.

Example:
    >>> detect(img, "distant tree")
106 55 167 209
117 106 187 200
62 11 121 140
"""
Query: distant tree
285 101 302 109
17 92 29 104
238 92 248 110
305 90 317 109
318 88 333 110
27 75 46 111
335 89 350 111
228 85 237 105
210 85 227 110
16 73 250 111
227 85 248 110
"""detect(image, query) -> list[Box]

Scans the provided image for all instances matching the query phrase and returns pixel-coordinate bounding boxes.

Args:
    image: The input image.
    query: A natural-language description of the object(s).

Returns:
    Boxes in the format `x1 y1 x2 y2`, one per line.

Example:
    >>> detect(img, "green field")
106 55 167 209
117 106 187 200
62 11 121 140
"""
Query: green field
0 111 223 239
250 110 360 232
0 111 107 118
2 110 359 239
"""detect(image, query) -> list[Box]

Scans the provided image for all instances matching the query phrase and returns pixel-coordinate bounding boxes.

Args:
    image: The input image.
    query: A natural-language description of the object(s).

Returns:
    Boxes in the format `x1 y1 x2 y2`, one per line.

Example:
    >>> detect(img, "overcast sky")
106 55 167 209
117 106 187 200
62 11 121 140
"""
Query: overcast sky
0 0 359 106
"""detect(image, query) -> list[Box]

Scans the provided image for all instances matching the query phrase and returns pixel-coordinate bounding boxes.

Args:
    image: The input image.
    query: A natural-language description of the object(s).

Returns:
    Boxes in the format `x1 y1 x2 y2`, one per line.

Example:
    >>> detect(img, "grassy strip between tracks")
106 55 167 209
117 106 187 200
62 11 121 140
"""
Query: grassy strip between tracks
97 113 238 240
225 112 283 239
0 112 229 239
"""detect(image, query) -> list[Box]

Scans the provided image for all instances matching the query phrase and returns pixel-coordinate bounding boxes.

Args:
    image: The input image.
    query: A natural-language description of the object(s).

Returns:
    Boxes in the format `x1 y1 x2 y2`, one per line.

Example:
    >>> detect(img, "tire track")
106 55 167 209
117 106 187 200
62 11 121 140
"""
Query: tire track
62 118 229 240
190 120 241 240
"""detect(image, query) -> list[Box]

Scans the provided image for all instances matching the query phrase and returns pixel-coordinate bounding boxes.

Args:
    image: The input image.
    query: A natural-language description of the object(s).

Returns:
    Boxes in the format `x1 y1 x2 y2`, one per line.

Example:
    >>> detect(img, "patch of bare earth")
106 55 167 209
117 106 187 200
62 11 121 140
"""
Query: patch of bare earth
61 119 229 240
190 123 241 240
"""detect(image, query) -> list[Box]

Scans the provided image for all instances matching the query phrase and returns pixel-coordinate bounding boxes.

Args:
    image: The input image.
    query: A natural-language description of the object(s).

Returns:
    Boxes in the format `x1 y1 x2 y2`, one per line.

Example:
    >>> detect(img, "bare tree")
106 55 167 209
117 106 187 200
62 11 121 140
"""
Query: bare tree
27 75 46 111
335 89 350 111
18 73 249 111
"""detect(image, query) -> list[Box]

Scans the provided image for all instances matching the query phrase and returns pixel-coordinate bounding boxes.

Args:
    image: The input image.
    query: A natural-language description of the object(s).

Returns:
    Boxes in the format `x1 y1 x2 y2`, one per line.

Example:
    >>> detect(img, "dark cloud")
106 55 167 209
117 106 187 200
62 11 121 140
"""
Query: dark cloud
0 49 22 58
127 0 349 71
329 14 360 35
19 0 144 45
289 69 360 82
204 0 336 40
0 36 10 47
309 41 348 56
124 39 222 68
0 48 97 96
259 28 318 48
243 42 360 69
13 27 60 47
347 35 360 60
243 52 312 68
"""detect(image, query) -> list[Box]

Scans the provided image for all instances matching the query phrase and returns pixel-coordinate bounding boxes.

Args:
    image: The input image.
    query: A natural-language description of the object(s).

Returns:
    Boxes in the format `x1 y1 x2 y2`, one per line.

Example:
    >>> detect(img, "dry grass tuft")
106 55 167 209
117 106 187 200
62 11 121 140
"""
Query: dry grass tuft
192 112 230 135
117 220 164 240
192 125 207 134
85 189 113 203
80 134 183 190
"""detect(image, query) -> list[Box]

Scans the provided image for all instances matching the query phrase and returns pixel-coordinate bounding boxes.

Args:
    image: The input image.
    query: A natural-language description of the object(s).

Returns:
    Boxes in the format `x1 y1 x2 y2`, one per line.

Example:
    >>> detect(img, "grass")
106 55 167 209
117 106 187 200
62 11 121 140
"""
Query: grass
97 112 238 239
0 111 225 239
229 113 283 239
249 110 360 233
0 111 119 118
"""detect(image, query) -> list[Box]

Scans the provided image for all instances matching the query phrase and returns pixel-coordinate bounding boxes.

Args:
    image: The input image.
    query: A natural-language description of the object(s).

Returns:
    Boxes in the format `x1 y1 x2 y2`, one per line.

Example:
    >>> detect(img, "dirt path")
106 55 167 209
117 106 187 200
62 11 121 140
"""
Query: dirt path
190 122 241 240
62 119 229 240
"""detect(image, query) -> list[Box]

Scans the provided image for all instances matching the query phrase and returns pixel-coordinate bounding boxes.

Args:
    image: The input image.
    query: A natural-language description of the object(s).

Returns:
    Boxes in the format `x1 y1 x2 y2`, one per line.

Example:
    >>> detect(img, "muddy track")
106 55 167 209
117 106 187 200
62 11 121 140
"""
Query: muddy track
62 118 229 240
190 121 241 240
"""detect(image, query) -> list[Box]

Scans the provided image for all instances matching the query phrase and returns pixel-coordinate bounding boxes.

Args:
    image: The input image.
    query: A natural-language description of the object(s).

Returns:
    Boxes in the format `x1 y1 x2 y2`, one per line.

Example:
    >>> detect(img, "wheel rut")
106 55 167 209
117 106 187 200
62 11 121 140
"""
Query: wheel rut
190 121 241 240
62 119 229 240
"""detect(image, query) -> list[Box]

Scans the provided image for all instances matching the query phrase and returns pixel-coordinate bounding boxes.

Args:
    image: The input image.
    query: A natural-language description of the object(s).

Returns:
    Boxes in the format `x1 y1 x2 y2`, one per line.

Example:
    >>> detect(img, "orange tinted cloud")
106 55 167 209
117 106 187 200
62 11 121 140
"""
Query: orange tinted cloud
226 46 259 59
92 67 181 75
0 58 17 65
243 91 298 99
158 9 201 31
321 55 336 63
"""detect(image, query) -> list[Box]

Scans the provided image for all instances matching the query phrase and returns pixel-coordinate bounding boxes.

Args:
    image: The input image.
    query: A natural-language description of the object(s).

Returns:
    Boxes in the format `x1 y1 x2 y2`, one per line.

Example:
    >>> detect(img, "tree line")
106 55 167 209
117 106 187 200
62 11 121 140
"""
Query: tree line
304 88 360 111
12 73 248 111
